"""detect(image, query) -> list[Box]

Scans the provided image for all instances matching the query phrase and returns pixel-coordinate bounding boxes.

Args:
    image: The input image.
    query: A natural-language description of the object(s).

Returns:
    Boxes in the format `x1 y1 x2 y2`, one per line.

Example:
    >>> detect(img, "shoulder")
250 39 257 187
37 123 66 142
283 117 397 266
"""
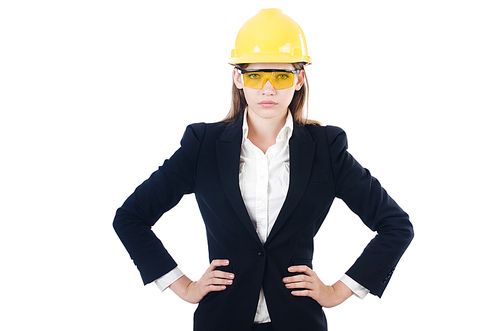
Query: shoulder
187 121 231 131
304 123 344 134
187 120 239 132
183 120 240 144
303 124 348 148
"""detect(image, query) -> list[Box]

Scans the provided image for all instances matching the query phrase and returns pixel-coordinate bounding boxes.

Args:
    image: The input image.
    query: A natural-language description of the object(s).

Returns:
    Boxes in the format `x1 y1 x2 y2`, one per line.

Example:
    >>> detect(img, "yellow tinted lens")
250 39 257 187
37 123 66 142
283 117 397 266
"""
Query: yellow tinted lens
272 72 294 89
242 71 295 89
242 72 267 89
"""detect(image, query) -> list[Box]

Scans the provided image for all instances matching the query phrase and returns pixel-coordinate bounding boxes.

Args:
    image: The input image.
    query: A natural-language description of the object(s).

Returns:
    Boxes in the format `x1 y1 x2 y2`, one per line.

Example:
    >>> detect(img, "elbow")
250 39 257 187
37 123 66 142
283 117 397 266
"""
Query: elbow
409 223 415 243
112 208 126 236
394 209 414 247
112 214 119 233
381 216 414 249
400 218 414 248
112 214 121 238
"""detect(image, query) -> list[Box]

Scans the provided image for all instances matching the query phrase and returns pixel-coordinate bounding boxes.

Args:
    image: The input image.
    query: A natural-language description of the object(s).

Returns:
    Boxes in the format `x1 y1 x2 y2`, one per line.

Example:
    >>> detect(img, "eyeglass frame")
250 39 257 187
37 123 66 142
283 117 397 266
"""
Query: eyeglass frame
237 68 301 75
236 68 301 89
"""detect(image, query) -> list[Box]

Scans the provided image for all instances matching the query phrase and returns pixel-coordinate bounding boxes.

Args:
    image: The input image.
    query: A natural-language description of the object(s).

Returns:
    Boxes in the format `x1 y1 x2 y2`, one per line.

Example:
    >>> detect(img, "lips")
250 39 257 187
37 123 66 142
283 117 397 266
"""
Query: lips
258 100 278 108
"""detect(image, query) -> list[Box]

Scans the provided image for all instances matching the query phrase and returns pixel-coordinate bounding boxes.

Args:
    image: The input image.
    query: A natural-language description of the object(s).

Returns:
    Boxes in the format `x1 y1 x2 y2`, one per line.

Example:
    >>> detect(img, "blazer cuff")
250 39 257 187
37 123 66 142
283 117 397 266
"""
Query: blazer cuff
340 274 370 299
154 267 184 291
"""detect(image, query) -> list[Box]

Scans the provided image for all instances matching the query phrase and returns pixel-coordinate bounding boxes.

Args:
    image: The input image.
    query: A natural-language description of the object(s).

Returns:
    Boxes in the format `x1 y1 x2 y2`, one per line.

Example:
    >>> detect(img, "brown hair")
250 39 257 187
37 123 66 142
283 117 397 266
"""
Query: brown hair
222 63 320 126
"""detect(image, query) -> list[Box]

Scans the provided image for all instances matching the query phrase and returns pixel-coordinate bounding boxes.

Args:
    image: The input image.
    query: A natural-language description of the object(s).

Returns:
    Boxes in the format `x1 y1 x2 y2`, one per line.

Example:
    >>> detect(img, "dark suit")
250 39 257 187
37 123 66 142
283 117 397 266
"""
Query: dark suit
113 117 414 331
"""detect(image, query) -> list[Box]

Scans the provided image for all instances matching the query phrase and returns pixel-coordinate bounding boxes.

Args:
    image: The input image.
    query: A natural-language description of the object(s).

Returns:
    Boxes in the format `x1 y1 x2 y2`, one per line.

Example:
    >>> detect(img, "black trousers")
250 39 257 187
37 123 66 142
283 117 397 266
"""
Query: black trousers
251 323 274 331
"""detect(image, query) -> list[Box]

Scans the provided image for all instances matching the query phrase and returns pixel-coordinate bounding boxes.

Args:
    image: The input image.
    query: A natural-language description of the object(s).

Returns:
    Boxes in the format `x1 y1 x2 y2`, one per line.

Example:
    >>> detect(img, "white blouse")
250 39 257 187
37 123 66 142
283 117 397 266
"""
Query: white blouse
239 111 293 323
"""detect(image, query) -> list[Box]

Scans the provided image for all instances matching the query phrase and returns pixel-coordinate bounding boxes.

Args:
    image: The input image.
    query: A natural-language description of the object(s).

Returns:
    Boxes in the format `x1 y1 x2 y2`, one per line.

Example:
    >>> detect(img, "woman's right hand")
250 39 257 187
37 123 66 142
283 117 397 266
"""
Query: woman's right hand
168 259 234 304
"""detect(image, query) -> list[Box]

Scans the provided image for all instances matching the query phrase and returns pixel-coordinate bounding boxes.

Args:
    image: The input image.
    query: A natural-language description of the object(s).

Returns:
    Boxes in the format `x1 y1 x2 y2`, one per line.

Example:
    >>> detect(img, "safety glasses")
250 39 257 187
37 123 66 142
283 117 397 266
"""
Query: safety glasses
238 68 300 90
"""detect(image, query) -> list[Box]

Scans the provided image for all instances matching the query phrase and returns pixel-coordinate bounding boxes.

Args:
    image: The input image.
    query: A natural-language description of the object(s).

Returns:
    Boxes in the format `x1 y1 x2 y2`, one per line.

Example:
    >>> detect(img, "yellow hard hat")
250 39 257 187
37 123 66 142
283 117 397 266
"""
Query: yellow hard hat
229 8 311 65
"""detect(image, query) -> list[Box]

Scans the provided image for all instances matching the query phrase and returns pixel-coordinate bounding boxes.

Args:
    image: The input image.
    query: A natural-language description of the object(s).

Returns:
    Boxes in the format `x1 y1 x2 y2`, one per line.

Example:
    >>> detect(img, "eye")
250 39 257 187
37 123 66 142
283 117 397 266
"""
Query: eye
276 73 290 80
248 73 261 79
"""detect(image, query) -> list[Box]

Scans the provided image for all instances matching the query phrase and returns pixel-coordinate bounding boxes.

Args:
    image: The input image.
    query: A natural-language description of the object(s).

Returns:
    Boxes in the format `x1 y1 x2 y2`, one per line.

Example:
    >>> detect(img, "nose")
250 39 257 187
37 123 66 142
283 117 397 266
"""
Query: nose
261 79 276 95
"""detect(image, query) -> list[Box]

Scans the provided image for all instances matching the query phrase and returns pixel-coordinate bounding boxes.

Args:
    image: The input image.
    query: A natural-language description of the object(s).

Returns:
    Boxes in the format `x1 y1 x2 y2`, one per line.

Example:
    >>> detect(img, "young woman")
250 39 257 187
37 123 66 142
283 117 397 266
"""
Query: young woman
113 8 414 331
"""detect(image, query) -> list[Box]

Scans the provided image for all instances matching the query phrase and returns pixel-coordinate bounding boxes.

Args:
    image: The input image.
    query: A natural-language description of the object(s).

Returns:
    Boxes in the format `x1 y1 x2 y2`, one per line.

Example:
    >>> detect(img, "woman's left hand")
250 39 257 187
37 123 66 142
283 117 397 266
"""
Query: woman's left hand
282 265 354 308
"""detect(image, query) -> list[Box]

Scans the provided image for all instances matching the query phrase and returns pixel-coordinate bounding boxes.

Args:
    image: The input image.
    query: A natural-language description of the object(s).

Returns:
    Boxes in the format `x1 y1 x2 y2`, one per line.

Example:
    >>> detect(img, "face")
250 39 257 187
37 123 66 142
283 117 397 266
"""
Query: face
233 63 304 123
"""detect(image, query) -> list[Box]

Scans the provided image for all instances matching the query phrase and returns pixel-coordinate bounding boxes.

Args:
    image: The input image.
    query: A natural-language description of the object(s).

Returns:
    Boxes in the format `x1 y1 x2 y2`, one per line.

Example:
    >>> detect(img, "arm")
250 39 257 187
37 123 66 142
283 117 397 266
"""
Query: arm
113 124 206 285
327 126 414 297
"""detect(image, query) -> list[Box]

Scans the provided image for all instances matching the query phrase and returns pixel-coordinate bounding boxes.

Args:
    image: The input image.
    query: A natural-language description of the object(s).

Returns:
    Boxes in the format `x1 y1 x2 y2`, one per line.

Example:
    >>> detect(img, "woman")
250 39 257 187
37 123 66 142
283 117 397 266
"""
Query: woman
113 8 414 331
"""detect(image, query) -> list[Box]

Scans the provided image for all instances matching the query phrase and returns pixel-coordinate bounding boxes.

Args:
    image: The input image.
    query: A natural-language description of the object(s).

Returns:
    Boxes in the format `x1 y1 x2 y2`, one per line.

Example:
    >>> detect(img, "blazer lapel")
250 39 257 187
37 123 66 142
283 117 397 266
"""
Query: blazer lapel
265 125 316 245
216 118 263 245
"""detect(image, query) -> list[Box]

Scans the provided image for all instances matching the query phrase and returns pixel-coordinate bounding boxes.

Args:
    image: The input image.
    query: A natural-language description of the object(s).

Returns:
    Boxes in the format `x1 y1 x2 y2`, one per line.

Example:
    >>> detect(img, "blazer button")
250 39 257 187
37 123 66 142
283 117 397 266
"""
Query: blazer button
257 250 264 256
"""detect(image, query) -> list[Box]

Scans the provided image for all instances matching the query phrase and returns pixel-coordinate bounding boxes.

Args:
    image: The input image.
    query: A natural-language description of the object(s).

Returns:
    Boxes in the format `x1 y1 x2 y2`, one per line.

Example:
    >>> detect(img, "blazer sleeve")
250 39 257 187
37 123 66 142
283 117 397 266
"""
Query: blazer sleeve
327 126 414 297
113 123 206 285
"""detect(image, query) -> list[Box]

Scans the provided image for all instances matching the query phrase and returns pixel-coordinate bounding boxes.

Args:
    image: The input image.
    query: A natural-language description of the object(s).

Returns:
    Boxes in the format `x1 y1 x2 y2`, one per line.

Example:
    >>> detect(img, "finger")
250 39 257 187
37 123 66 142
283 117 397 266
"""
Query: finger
290 289 312 297
212 270 235 280
282 274 308 283
206 284 227 292
205 275 233 286
285 281 310 289
207 259 230 272
288 265 314 276
199 278 231 293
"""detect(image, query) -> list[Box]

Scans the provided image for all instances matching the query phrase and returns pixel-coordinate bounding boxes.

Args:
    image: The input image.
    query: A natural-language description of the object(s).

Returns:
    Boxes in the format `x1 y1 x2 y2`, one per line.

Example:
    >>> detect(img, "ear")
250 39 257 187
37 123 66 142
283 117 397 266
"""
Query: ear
233 68 244 89
295 69 305 91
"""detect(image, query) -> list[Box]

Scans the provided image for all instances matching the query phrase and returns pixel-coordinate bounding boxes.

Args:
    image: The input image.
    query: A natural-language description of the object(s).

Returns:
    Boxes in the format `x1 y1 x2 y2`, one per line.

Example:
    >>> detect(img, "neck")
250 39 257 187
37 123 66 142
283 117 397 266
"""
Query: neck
246 110 287 153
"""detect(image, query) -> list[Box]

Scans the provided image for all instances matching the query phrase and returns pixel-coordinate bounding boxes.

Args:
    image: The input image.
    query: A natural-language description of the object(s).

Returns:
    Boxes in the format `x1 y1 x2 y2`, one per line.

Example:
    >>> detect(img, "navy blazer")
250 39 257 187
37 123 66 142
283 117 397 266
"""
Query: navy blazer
113 117 414 331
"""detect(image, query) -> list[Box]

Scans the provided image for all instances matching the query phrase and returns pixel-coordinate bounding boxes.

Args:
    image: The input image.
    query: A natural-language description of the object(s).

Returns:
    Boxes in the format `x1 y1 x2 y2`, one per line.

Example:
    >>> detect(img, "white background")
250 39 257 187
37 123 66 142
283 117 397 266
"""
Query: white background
1 0 499 330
